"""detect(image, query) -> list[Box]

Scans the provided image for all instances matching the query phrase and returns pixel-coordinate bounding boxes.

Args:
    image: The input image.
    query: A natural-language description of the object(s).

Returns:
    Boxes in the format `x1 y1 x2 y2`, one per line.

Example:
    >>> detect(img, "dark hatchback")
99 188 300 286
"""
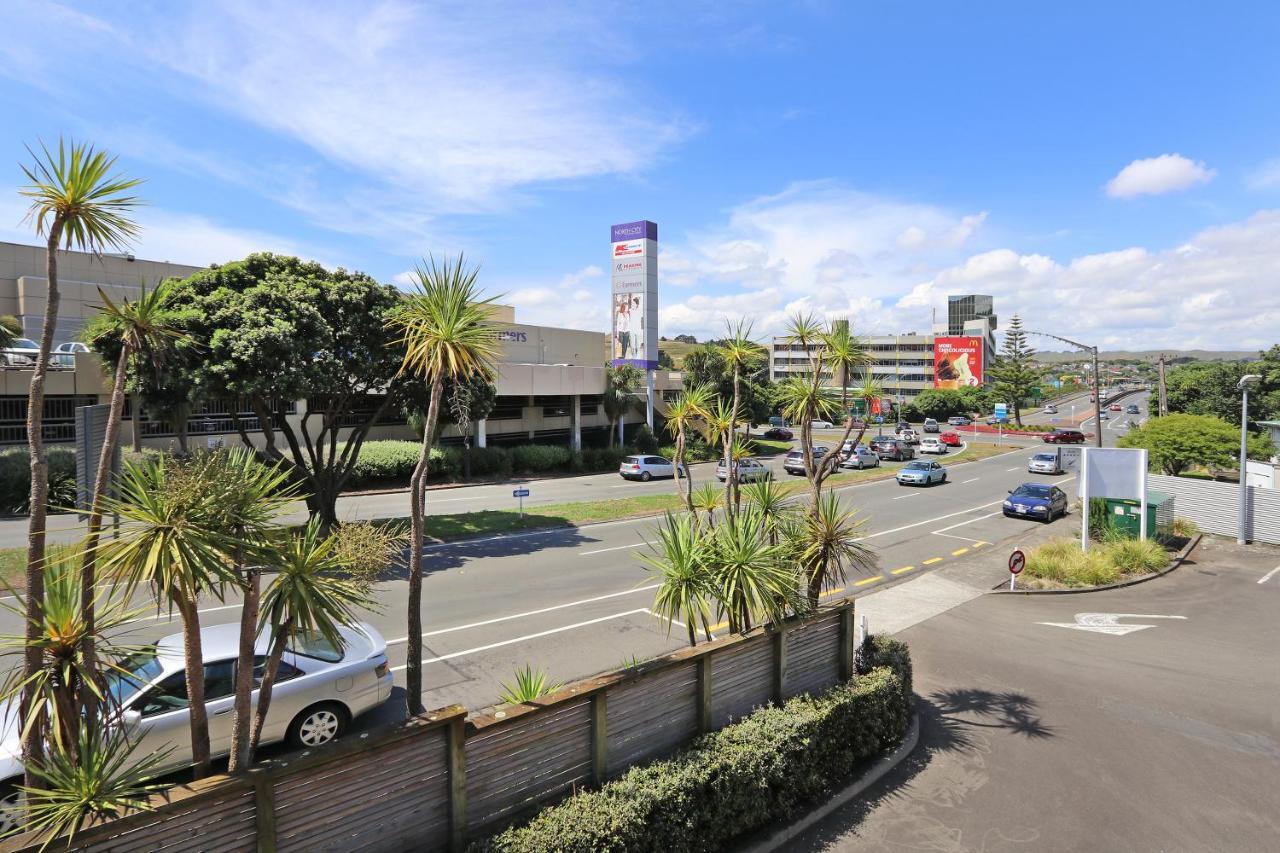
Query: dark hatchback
869 436 914 461
1043 429 1086 444
1003 483 1069 522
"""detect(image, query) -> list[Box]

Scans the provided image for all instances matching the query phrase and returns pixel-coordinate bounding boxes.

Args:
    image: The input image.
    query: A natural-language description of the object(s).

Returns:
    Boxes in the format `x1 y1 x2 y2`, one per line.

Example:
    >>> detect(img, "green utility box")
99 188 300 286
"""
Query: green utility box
1102 491 1173 539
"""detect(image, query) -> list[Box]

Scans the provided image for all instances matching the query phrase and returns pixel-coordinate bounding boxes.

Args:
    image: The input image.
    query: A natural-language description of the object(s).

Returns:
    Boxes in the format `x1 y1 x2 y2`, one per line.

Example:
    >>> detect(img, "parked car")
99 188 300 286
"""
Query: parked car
1109 403 1122 412
918 436 947 454
54 341 90 354
896 459 947 486
1027 451 1062 474
716 457 772 482
762 427 793 441
1043 429 1086 444
939 430 963 447
947 416 971 426
0 621 392 817
618 455 684 481
0 338 40 366
1125 404 1140 415
1043 404 1058 414
922 418 940 433
870 437 915 461
1003 483 1069 521
809 420 835 430
895 421 911 433
840 444 880 469
896 428 919 444
783 446 829 475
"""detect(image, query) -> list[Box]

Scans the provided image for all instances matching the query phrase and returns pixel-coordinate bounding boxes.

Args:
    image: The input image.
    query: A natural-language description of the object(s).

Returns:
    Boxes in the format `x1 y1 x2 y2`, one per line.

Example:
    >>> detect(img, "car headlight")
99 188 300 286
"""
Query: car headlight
1032 505 1048 512
1003 500 1012 508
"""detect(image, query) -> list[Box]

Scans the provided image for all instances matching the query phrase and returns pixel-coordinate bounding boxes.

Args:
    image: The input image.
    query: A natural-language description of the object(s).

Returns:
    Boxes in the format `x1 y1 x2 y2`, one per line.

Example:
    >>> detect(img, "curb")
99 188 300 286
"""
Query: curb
739 712 921 853
989 533 1202 595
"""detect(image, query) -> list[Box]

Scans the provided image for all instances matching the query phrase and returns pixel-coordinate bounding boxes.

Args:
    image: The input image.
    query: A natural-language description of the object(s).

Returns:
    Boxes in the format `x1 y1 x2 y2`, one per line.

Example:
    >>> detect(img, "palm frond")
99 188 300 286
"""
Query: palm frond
19 138 144 253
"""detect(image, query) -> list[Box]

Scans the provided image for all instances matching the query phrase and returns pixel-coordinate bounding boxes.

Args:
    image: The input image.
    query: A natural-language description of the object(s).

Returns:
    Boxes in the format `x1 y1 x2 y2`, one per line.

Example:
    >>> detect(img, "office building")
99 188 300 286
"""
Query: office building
947 293 996 337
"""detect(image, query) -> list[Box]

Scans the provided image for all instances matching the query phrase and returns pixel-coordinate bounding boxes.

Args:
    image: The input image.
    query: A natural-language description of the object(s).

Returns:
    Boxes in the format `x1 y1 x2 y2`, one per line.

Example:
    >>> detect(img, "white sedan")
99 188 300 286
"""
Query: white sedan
0 621 393 828
810 420 835 430
918 437 947 454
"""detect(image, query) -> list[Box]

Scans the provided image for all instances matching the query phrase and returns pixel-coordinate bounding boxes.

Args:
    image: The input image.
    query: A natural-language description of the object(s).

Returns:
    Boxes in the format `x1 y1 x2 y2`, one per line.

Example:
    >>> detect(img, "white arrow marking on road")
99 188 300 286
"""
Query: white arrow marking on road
1037 612 1187 636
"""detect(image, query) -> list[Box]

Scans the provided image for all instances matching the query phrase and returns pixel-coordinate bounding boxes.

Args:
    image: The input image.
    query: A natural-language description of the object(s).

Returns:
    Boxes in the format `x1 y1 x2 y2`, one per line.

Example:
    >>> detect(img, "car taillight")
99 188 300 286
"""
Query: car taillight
375 661 388 678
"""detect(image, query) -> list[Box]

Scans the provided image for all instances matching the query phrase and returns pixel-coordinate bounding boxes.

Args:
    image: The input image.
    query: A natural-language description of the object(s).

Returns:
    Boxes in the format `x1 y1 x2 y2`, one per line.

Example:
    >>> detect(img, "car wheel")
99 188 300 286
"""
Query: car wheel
288 702 349 749
940 472 947 483
640 471 652 482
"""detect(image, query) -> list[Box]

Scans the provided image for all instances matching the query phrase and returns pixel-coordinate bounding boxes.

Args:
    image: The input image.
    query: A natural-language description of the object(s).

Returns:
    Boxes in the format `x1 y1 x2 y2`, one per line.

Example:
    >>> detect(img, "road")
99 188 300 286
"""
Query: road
788 535 1280 852
0 441 1084 719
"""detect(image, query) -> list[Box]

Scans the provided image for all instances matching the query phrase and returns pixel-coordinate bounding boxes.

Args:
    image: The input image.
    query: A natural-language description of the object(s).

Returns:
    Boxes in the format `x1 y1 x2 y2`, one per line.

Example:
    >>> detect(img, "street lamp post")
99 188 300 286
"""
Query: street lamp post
1237 374 1262 545
1027 331 1103 448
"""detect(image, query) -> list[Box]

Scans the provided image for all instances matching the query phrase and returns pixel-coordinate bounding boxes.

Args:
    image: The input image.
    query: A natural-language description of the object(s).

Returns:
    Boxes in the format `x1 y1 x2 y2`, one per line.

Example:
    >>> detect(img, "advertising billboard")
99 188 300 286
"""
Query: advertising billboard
611 220 658 369
934 336 983 389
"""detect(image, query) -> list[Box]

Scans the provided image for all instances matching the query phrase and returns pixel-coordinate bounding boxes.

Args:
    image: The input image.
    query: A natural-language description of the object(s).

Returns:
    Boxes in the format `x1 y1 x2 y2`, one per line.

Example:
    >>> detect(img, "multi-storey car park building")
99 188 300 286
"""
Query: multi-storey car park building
0 241 672 451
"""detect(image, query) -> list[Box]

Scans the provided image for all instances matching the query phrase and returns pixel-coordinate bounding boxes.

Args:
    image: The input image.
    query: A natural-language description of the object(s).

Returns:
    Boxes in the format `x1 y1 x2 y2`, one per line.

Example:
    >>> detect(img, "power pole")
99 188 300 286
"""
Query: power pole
1157 354 1168 417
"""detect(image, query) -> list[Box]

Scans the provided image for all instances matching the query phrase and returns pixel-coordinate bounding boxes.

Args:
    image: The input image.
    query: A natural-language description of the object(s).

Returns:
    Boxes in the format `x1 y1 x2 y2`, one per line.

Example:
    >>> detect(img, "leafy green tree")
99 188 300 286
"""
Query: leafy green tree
907 388 988 421
987 315 1041 427
641 512 716 646
157 253 424 526
707 506 803 633
602 364 643 447
663 385 712 511
0 315 22 352
387 256 501 717
718 320 766 513
17 138 142 787
1118 413 1274 476
681 345 773 426
1163 351 1280 426
787 492 876 608
821 320 870 414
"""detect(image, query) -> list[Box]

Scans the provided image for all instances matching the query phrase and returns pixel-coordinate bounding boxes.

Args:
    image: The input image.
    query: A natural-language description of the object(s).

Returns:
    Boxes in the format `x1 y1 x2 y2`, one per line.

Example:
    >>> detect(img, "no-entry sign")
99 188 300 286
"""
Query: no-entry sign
1008 548 1026 589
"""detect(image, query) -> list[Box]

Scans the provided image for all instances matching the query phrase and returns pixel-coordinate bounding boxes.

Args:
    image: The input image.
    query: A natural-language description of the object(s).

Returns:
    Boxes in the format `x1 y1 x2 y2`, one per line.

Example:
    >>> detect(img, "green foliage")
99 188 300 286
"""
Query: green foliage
346 441 422 486
468 446 513 478
512 444 573 473
1118 413 1273 476
478 648 912 853
1171 517 1199 538
498 665 562 705
905 388 988 421
987 315 1041 426
1163 347 1280 426
1022 537 1171 588
0 448 77 515
633 424 660 454
578 446 635 472
681 345 773 426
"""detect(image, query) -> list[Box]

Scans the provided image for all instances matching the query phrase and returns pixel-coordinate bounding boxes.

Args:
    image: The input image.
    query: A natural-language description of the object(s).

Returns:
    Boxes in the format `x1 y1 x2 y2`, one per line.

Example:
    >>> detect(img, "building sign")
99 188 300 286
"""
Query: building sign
933 336 984 389
611 220 658 369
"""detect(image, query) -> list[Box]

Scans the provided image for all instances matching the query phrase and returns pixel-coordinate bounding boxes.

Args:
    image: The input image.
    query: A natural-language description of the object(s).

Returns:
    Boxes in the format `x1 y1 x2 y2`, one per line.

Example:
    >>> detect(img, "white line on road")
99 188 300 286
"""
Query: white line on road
931 511 1004 534
961 478 979 484
931 530 988 544
386 584 660 645
1259 566 1280 585
580 542 645 555
122 603 242 625
891 494 917 501
390 609 648 671
864 500 1004 540
1006 467 1022 472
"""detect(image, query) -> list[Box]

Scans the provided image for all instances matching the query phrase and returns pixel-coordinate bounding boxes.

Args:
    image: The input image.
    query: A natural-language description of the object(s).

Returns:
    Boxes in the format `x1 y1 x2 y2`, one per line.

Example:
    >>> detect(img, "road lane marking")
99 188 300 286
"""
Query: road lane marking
890 566 914 575
951 547 969 556
390 609 649 671
854 576 883 587
1260 566 1280 585
1006 467 1021 471
891 494 917 500
923 557 944 565
386 584 661 646
580 542 645 556
863 500 1007 539
961 478 979 484
931 530 987 544
972 541 988 548
122 603 242 625
1038 613 1186 636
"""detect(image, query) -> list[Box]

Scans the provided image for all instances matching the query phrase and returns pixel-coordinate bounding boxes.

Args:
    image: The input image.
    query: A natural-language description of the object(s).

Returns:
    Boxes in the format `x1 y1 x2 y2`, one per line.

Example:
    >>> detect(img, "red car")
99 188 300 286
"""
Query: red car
1109 404 1122 411
939 430 963 447
1043 429 1086 444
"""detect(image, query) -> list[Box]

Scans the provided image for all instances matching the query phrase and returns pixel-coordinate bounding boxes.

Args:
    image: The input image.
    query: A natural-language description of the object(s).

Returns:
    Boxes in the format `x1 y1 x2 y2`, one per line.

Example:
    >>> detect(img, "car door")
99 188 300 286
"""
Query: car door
648 456 673 478
1053 487 1067 514
127 659 238 772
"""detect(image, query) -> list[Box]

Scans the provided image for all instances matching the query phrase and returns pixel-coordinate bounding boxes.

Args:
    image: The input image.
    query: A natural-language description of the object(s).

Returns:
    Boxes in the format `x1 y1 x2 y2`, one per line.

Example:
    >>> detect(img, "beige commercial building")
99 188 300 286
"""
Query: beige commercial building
0 241 672 452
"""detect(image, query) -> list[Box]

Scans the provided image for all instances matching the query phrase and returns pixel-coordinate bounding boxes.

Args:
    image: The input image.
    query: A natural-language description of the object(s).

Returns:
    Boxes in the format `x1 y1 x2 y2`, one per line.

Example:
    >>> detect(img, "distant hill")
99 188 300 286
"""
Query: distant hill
1032 349 1258 364
658 339 700 367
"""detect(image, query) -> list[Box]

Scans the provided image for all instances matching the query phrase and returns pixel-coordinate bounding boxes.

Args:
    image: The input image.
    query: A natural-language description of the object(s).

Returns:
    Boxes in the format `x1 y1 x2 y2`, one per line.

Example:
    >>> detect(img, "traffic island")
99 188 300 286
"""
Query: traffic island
991 533 1201 595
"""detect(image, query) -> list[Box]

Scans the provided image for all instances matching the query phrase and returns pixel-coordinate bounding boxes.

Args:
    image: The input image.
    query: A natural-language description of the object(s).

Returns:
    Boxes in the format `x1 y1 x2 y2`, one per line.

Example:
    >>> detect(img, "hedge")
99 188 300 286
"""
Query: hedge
477 636 912 853
344 441 644 489
0 447 77 515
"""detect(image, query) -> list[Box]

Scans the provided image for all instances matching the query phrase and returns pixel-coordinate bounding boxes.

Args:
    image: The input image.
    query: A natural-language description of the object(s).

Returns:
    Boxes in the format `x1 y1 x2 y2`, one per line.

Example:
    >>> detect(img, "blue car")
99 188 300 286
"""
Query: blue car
895 460 947 486
1003 483 1069 522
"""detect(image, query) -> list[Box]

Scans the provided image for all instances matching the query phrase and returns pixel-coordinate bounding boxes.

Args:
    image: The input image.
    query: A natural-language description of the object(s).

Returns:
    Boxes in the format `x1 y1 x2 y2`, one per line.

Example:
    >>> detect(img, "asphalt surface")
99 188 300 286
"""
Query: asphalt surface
0 440 1084 718
787 535 1280 853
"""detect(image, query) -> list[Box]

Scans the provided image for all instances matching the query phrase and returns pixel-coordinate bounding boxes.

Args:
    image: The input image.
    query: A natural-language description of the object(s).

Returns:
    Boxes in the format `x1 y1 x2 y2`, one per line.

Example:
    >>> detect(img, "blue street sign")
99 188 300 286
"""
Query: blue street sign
874 415 884 423
513 488 531 498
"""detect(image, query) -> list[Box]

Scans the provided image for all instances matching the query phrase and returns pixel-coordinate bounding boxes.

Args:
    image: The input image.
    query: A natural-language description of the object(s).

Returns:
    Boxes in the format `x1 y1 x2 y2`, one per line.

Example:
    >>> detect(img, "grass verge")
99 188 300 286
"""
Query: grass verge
1021 536 1171 588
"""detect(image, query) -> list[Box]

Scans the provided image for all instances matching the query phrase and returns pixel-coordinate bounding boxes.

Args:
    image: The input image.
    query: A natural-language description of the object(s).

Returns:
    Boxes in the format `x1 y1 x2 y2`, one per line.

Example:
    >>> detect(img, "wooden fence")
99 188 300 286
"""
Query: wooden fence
7 601 857 853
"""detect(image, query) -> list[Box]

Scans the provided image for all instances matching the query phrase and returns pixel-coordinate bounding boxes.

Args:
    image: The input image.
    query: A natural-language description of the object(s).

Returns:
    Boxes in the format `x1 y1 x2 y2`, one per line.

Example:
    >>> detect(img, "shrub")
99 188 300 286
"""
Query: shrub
0 447 77 515
1171 517 1199 538
633 424 659 454
579 446 634 472
478 654 912 853
511 444 573 473
1022 537 1171 588
347 441 462 486
468 446 513 478
1105 537 1168 575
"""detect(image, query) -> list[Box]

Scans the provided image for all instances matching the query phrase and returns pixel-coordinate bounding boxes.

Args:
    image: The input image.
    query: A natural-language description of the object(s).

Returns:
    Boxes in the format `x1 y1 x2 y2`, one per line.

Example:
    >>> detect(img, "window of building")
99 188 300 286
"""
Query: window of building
489 397 526 421
536 395 571 418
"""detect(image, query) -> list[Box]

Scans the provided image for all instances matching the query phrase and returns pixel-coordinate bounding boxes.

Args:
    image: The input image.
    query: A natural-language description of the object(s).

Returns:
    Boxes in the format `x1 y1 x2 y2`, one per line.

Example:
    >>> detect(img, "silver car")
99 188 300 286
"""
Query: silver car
0 338 40 366
1028 452 1062 474
840 445 880 469
0 620 392 819
895 459 947 486
716 457 771 482
618 455 683 482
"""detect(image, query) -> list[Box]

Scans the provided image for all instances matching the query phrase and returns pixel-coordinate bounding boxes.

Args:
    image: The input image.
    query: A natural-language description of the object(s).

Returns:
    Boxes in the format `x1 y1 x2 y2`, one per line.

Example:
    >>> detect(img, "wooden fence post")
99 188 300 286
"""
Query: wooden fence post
697 654 713 733
253 776 277 853
591 691 608 785
772 627 788 705
448 716 467 852
839 602 855 681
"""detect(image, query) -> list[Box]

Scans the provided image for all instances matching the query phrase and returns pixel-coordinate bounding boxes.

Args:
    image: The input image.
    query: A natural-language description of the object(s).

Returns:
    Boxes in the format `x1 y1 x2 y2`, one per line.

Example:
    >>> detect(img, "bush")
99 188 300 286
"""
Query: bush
1106 537 1168 575
478 651 912 853
511 444 573 473
0 447 77 515
347 441 462 486
1171 517 1199 538
579 446 634 472
1022 537 1172 588
633 424 659 454
467 446 513 478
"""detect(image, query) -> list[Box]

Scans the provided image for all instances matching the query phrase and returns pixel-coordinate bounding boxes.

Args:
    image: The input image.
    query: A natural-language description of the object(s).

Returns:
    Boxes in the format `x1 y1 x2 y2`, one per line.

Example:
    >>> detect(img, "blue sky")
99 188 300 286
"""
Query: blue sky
3 1 1280 349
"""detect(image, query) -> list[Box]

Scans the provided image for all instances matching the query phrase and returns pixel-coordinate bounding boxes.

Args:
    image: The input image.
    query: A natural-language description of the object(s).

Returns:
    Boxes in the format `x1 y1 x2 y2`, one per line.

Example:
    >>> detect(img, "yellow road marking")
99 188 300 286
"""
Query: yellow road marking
923 557 944 565
951 547 969 556
854 576 884 587
890 566 915 575
972 541 989 548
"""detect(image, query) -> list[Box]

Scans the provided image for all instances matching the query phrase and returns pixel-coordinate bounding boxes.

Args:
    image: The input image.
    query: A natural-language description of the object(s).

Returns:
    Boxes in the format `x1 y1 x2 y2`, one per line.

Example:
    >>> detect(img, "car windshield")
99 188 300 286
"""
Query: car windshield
104 652 165 707
15 339 38 349
786 450 802 459
1012 485 1053 499
904 461 929 470
623 456 641 464
289 629 345 663
1033 453 1056 461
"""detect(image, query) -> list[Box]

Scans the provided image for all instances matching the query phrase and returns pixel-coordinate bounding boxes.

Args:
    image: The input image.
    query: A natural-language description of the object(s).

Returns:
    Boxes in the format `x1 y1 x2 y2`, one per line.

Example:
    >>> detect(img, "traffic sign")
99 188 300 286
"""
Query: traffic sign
512 488 531 498
1009 548 1026 574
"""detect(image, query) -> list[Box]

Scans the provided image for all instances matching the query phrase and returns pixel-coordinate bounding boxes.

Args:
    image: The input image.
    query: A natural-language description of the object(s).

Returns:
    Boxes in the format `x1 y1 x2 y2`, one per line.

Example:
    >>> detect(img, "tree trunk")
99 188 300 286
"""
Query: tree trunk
227 559 261 773
249 623 291 759
21 223 63 787
131 390 143 453
724 370 740 515
178 594 212 778
406 376 444 716
78 344 132 723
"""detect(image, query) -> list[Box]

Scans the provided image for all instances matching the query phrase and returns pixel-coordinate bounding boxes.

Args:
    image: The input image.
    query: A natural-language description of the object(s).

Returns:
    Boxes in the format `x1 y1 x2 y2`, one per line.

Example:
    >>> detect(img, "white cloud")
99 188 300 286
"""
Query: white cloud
500 265 609 331
1106 154 1215 198
1246 158 1280 190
